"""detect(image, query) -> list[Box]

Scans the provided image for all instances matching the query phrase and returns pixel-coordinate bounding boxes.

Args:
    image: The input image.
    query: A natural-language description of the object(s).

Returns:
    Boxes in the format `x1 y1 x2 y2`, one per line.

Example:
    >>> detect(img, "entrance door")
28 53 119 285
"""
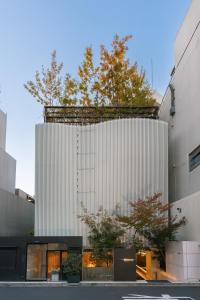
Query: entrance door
47 251 67 280
114 248 136 281
26 244 47 281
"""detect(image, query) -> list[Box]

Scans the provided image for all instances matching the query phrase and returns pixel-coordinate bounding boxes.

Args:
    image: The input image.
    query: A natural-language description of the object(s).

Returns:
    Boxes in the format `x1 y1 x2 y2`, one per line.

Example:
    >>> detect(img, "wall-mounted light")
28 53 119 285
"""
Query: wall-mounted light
121 258 135 262
177 207 182 213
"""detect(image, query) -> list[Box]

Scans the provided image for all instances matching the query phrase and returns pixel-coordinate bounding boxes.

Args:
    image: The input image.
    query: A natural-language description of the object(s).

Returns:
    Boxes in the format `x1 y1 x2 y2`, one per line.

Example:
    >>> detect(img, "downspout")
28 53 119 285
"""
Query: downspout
169 83 176 203
169 84 175 116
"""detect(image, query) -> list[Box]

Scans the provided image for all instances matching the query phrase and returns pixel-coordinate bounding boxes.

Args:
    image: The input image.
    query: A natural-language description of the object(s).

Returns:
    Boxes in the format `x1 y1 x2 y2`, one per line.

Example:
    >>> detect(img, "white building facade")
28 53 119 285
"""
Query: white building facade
35 118 168 243
0 108 34 236
159 0 200 240
159 0 200 281
0 110 16 193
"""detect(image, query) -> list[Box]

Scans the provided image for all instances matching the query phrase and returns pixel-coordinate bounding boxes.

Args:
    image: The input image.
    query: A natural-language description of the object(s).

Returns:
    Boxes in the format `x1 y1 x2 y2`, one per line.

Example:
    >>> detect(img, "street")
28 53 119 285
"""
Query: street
0 286 199 300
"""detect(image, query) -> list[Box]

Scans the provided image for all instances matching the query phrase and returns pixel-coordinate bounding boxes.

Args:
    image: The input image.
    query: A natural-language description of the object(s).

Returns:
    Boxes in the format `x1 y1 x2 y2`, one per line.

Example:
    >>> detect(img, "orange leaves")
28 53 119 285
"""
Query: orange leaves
25 35 157 107
93 35 156 106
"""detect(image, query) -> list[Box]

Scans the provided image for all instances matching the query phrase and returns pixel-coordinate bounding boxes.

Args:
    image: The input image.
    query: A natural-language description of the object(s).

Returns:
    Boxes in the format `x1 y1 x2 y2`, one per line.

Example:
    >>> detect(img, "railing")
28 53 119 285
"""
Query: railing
136 265 147 280
44 106 159 125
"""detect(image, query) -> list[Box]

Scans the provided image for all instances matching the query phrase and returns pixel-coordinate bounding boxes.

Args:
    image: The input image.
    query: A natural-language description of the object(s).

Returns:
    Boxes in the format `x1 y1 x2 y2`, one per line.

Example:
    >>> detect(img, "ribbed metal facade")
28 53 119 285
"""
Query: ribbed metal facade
35 119 168 243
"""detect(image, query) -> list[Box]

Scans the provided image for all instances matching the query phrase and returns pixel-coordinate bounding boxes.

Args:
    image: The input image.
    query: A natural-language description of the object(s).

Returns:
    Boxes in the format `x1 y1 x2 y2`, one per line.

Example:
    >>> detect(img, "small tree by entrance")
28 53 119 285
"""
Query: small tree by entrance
79 207 125 267
117 193 186 269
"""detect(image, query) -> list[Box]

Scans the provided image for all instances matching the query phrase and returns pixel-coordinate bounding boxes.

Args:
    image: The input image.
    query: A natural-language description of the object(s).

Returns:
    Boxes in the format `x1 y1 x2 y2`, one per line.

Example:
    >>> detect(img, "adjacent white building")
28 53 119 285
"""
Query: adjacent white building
159 0 200 240
0 108 34 236
159 0 200 281
35 118 168 243
0 110 16 193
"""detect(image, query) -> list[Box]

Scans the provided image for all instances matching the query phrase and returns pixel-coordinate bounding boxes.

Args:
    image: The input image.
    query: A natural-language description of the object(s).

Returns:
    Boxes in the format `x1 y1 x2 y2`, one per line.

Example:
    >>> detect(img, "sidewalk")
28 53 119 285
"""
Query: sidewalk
0 280 200 287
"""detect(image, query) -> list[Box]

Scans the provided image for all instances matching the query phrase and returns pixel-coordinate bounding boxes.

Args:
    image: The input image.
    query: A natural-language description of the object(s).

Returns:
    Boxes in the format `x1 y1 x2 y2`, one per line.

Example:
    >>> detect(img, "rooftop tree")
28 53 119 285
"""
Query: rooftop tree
24 51 77 106
24 35 157 107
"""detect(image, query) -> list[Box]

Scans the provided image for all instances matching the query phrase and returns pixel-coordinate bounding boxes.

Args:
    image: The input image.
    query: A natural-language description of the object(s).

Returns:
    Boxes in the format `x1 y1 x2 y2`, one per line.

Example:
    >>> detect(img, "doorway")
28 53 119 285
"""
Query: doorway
26 243 68 281
114 248 136 281
47 250 67 280
26 244 47 280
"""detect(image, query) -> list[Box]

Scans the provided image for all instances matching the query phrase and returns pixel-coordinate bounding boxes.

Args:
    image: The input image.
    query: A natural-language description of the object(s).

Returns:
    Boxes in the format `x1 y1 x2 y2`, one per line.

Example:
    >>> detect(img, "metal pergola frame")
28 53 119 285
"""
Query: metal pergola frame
44 106 159 125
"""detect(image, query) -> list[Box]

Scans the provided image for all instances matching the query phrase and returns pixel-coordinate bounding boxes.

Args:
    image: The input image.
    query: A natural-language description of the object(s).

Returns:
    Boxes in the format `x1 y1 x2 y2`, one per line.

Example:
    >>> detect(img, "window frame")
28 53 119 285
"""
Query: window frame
189 144 200 172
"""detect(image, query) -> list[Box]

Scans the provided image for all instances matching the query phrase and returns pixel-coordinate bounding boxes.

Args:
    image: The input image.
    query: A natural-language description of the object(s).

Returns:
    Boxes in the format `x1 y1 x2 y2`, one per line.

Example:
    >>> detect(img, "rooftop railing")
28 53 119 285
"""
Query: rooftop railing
44 105 159 125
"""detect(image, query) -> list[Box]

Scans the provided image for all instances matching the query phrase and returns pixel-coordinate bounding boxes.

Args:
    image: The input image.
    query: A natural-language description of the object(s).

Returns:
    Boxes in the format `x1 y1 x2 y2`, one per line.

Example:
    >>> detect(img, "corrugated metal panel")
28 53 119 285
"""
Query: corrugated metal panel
35 119 168 244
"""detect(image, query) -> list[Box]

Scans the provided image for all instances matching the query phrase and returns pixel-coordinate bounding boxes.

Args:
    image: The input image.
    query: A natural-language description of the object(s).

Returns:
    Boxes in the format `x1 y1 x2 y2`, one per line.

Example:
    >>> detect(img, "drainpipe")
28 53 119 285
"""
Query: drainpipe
169 84 175 116
169 83 176 203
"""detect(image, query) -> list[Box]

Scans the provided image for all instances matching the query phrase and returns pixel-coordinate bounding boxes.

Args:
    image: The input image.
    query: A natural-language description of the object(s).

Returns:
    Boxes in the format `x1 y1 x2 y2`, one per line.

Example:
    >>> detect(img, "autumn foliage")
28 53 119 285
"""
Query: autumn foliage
79 206 124 266
79 194 186 268
117 193 186 267
25 35 156 107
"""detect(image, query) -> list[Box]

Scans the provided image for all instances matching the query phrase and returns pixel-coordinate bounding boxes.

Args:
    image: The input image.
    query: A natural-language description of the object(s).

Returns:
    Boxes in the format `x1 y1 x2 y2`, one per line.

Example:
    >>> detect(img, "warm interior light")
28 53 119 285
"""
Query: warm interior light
123 258 134 262
83 251 96 268
87 263 96 268
138 251 146 257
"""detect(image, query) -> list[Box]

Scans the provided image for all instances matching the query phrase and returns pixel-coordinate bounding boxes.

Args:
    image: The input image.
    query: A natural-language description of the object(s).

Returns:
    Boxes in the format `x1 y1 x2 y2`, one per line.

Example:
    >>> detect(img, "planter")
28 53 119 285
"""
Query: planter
51 273 59 281
61 269 68 281
62 252 82 282
67 274 80 283
82 266 114 281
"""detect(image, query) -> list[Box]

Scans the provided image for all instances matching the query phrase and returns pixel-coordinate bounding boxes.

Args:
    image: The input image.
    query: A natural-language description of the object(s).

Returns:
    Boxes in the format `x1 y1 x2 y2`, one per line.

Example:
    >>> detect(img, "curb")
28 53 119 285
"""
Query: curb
0 281 200 288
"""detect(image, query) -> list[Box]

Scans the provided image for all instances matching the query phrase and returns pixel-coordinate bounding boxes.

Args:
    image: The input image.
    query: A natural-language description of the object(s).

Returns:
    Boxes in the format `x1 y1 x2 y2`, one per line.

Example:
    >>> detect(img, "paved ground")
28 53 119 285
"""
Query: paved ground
0 286 200 300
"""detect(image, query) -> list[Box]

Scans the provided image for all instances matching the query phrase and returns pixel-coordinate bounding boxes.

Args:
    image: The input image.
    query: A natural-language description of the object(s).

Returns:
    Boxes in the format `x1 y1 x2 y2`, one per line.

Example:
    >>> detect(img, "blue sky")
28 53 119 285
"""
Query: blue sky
0 0 191 195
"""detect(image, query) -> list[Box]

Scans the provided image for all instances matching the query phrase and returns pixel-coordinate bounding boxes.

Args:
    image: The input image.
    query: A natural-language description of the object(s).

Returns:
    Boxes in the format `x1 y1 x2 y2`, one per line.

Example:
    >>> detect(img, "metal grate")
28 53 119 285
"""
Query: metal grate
44 106 159 125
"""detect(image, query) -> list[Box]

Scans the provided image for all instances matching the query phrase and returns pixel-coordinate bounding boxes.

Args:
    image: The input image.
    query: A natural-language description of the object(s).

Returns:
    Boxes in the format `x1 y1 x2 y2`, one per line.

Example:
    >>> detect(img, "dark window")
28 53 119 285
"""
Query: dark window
189 145 200 172
0 248 17 271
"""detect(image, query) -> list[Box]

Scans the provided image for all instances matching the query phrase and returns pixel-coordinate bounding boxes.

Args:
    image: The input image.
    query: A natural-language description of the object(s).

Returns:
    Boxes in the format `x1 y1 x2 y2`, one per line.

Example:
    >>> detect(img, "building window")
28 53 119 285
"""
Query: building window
26 243 70 281
26 244 47 280
189 145 200 172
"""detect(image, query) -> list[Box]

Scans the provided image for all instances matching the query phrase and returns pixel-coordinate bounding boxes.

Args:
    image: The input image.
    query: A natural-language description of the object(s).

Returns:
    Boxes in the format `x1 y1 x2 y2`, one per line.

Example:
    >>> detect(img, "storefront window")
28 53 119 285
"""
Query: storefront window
26 243 68 281
26 244 47 280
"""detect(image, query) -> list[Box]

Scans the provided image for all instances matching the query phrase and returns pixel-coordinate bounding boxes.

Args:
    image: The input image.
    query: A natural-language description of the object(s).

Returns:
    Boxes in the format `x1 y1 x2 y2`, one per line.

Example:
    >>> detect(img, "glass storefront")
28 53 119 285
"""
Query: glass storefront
26 244 47 280
47 250 67 280
26 243 67 281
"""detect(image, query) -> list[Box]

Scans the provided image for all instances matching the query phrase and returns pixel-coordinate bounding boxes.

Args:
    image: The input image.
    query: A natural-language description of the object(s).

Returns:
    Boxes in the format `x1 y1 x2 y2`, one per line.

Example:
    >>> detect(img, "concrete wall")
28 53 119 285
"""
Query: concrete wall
0 148 16 193
166 241 200 281
0 107 34 236
0 108 16 193
159 0 200 204
35 119 168 243
171 191 200 241
159 1 200 246
0 188 34 236
0 109 6 151
175 0 200 67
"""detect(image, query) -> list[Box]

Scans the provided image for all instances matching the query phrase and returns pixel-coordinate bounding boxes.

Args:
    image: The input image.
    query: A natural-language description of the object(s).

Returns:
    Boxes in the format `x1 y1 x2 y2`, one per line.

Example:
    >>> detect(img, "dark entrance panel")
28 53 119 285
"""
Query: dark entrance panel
114 248 136 281
0 247 18 281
